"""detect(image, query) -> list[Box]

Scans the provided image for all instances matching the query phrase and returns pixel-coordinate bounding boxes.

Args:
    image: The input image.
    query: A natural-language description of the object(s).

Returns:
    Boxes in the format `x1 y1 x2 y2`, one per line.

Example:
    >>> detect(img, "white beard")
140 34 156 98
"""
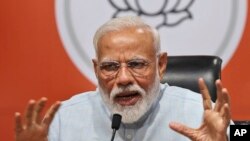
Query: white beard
99 74 161 124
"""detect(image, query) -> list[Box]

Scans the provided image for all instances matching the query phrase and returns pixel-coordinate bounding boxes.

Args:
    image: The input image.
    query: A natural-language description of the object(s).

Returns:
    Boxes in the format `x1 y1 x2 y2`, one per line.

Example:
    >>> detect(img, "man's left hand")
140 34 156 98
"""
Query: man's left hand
169 78 230 141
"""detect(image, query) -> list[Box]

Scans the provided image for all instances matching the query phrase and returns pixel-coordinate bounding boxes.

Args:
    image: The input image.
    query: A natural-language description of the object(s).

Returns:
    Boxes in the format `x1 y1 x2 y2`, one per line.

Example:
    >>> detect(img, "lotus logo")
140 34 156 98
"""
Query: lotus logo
109 0 194 29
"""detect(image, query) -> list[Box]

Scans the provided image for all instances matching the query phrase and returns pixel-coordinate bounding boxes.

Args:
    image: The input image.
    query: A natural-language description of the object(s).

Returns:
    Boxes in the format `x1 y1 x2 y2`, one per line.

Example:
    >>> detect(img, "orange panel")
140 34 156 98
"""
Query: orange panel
0 0 95 140
223 2 250 120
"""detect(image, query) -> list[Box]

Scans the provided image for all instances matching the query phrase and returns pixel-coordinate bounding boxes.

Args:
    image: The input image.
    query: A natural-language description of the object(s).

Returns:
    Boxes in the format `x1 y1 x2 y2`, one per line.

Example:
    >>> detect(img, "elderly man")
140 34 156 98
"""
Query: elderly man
15 16 231 141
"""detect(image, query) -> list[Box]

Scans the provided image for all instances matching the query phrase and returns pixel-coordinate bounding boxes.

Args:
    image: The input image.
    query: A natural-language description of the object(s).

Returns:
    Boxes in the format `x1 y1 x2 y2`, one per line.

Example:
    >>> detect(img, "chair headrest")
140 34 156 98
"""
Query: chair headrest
161 55 222 102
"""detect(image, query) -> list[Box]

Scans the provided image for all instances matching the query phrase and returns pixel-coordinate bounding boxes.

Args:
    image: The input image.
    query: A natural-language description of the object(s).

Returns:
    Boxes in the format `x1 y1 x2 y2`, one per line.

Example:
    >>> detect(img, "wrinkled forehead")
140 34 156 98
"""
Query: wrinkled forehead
96 27 157 61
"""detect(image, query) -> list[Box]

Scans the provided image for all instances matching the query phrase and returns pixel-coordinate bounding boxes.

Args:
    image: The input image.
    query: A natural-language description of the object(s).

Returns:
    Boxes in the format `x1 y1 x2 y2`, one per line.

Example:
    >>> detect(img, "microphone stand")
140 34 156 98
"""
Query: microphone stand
110 129 117 141
110 114 122 141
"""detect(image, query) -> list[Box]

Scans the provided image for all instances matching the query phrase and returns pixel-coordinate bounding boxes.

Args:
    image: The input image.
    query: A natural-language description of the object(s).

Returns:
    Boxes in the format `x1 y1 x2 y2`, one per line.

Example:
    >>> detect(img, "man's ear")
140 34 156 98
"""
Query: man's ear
92 59 98 78
158 52 167 80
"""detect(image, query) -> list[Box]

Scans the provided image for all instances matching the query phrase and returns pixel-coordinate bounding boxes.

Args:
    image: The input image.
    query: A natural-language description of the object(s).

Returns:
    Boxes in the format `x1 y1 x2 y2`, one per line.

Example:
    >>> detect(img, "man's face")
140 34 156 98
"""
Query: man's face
93 27 166 123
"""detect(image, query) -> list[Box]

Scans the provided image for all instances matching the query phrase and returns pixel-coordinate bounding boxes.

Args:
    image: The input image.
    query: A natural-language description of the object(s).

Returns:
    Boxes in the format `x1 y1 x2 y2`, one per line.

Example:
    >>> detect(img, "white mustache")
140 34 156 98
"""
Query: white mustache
110 84 146 100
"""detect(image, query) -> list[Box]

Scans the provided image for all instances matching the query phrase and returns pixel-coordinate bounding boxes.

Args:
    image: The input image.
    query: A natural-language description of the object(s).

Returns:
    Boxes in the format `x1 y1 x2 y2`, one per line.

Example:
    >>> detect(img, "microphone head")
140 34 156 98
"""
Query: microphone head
111 114 122 130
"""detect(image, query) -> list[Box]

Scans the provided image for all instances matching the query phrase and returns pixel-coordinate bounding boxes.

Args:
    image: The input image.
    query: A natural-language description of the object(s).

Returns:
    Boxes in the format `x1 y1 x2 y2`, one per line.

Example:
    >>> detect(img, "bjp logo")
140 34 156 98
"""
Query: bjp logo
109 0 194 29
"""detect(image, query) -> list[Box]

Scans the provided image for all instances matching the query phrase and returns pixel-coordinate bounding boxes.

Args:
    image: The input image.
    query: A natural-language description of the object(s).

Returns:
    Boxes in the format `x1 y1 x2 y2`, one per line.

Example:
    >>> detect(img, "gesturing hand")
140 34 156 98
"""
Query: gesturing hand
169 78 231 141
15 97 61 141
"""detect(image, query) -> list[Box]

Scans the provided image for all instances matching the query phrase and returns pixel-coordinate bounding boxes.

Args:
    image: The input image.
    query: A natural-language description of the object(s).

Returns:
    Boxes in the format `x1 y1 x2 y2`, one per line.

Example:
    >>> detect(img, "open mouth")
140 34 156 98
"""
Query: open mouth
114 91 142 106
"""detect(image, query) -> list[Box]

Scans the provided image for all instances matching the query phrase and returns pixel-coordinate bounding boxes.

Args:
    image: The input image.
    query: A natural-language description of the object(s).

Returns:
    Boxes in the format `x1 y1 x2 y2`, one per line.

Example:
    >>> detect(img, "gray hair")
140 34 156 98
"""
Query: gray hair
93 16 160 55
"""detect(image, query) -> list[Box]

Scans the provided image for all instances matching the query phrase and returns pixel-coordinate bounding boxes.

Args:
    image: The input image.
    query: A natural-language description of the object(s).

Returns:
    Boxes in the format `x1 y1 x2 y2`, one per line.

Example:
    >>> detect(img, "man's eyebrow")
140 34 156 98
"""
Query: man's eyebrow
100 56 148 62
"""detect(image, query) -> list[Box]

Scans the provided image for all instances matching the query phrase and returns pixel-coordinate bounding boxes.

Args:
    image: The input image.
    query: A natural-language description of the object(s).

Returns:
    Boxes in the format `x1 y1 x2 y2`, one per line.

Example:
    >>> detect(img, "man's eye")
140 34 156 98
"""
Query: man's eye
128 61 146 69
100 63 119 71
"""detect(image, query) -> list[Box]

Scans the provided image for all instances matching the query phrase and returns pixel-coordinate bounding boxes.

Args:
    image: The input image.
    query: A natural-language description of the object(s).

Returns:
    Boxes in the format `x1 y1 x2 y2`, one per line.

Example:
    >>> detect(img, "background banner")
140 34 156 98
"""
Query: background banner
0 0 249 140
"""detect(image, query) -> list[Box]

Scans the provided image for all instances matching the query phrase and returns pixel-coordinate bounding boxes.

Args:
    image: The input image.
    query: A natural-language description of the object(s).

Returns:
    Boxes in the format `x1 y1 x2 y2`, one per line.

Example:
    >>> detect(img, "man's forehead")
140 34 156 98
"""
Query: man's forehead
99 27 153 46
96 26 156 60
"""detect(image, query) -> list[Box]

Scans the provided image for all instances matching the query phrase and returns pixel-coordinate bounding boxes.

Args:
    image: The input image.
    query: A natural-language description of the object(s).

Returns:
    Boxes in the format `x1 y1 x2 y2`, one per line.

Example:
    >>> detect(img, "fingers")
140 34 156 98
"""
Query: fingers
32 97 48 123
169 122 196 140
214 80 223 111
199 79 231 120
25 100 36 127
198 78 212 110
42 101 61 128
15 112 23 134
203 104 231 132
222 88 230 106
214 80 230 112
20 97 53 129
220 103 231 125
24 98 48 127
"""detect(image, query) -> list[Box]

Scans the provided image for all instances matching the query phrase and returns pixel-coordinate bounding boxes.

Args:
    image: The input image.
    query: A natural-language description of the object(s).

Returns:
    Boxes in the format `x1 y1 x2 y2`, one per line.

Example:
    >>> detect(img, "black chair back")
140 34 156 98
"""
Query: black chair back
161 55 222 102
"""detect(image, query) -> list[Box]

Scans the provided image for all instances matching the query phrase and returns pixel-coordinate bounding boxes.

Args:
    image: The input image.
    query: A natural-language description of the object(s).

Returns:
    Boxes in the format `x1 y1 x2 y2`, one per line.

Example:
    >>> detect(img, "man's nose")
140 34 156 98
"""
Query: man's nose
116 65 134 86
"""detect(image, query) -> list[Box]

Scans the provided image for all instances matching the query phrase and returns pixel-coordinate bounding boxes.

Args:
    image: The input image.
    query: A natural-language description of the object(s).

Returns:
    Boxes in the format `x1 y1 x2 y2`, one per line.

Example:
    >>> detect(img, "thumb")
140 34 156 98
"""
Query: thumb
169 122 196 139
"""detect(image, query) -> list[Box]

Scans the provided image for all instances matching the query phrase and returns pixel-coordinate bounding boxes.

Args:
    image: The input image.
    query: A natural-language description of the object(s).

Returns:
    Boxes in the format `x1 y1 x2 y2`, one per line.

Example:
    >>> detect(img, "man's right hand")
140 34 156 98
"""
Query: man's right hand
15 97 61 141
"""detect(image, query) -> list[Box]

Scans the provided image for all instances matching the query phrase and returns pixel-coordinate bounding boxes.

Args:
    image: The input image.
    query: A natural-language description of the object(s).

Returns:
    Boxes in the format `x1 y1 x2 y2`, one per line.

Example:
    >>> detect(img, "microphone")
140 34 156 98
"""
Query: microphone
110 114 122 141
